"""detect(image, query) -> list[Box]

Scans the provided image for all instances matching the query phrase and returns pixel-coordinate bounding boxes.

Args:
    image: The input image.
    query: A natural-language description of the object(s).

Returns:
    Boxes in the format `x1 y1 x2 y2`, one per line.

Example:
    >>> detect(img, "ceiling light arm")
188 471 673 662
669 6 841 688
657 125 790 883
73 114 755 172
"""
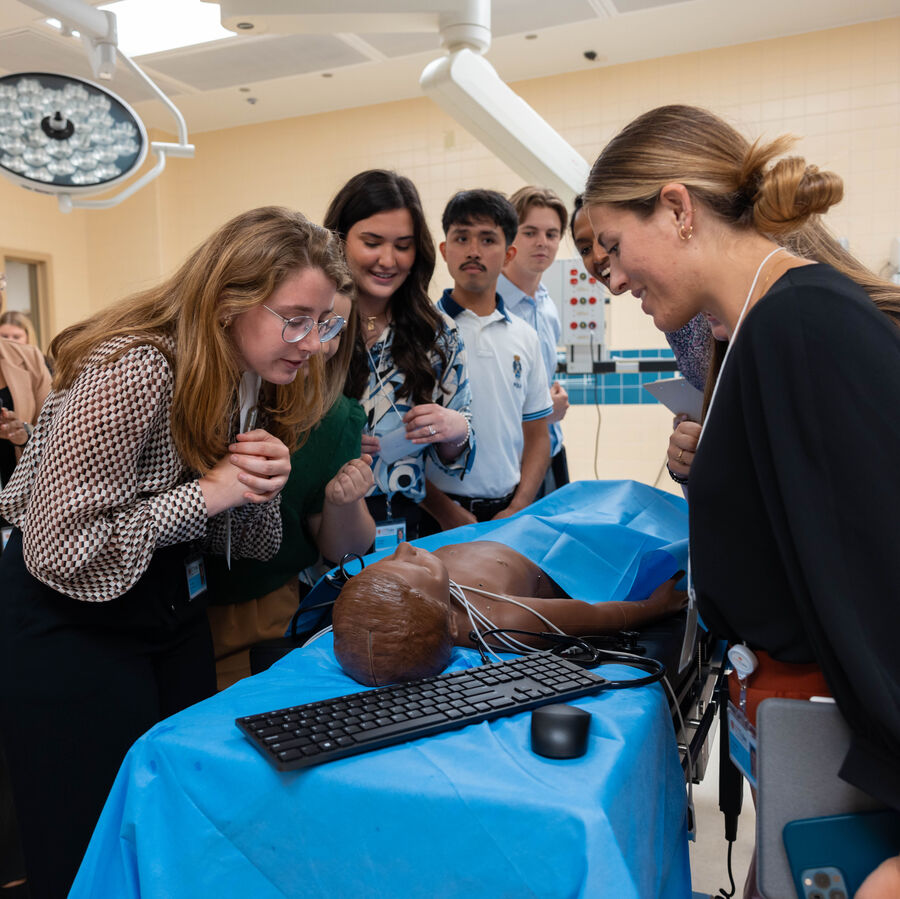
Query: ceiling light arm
56 48 194 212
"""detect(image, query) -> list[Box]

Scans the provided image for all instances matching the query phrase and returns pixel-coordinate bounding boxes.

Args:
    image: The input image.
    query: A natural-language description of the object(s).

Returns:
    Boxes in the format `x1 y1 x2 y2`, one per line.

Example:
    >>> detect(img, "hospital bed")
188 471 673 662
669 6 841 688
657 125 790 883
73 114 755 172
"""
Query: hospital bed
70 480 722 898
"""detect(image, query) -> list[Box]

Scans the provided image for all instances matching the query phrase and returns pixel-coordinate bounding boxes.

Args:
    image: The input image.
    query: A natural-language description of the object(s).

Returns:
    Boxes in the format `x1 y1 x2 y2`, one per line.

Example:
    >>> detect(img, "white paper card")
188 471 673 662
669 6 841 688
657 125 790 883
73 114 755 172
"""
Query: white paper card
643 376 703 422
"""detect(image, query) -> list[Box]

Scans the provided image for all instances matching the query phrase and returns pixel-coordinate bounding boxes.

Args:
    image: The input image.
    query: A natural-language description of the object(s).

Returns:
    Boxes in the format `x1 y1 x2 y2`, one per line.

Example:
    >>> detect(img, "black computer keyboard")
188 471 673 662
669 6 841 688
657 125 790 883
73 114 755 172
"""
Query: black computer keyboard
236 651 609 771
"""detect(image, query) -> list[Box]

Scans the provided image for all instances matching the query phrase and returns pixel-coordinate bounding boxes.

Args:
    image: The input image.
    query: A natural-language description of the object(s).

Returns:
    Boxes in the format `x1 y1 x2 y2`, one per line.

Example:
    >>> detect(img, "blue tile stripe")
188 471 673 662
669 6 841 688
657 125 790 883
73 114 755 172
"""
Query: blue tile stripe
557 348 681 405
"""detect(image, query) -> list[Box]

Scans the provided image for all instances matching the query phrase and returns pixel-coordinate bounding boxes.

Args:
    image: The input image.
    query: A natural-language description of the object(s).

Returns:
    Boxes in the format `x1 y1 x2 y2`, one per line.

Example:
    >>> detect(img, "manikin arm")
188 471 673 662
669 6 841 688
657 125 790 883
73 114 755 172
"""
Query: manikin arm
458 574 687 648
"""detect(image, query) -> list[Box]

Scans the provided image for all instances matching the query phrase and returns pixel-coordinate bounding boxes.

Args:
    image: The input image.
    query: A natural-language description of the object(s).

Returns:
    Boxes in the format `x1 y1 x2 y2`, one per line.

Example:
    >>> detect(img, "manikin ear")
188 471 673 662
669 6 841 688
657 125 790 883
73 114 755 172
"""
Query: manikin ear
658 183 693 237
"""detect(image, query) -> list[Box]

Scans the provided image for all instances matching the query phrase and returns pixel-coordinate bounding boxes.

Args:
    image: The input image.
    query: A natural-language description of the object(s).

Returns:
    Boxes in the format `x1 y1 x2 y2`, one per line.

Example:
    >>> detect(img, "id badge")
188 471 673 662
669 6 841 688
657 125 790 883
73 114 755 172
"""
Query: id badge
374 519 406 552
727 700 758 788
184 554 207 600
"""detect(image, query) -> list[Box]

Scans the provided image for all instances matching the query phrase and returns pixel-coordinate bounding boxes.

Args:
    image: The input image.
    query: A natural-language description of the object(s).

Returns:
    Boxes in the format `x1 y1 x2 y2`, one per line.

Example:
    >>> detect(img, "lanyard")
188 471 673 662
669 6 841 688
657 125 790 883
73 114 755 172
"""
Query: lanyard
225 372 261 569
365 328 401 516
680 246 785 671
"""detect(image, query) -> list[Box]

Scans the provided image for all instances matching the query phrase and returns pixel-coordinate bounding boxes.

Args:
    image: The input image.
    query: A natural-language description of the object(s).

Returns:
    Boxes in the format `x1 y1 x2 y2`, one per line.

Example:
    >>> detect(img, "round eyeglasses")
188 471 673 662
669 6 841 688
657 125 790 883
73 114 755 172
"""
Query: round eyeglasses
262 305 345 344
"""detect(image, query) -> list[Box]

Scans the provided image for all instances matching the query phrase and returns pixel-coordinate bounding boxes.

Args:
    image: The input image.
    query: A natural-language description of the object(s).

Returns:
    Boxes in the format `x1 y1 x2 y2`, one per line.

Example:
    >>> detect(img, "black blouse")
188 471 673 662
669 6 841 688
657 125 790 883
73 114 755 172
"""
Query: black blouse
690 263 900 809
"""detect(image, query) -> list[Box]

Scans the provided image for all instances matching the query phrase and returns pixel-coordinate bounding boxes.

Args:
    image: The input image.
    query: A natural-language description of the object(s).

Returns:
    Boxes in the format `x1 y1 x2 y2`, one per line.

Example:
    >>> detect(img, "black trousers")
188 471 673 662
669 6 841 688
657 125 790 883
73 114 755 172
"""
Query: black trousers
536 446 570 501
0 530 216 899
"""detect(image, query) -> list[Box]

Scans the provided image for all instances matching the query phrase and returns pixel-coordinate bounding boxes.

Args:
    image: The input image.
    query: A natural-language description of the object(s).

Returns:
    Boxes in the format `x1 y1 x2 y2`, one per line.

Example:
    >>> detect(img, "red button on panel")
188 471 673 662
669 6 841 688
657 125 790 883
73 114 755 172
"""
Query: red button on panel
570 278 579 285
588 277 596 284
589 321 597 329
570 322 578 330
589 297 597 304
570 297 578 305
570 269 578 276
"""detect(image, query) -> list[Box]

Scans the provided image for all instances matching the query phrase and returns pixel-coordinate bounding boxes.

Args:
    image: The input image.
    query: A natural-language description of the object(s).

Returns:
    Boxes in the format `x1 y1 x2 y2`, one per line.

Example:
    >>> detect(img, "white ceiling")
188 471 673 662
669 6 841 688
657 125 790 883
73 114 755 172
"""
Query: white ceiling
1 0 898 135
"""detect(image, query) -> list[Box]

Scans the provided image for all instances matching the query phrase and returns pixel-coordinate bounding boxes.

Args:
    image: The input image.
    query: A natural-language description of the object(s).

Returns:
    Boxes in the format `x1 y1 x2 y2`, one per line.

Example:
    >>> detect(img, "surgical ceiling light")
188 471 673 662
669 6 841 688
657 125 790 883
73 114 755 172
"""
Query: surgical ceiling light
0 72 147 196
2 0 194 212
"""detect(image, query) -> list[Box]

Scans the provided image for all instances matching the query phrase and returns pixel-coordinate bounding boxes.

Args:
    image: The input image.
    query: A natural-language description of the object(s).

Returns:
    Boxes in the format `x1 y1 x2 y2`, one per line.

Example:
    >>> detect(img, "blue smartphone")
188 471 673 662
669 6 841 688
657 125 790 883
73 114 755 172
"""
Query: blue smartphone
783 809 900 898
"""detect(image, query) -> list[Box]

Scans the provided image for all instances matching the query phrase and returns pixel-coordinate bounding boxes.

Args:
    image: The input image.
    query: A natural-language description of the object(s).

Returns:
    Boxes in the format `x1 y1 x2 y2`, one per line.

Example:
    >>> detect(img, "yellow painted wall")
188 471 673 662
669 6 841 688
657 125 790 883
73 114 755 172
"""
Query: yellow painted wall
5 18 898 489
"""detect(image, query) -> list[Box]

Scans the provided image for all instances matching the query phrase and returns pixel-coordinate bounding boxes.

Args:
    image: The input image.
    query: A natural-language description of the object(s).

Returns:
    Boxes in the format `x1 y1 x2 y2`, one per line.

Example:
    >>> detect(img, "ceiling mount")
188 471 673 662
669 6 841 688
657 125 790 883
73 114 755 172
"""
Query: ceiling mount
213 0 588 200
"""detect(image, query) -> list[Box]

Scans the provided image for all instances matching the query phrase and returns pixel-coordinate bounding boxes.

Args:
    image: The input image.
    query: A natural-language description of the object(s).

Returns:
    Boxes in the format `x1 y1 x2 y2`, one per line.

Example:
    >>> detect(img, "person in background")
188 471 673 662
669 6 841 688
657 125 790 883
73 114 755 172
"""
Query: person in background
572 192 713 393
0 333 50 486
570 194 611 289
497 186 569 496
205 291 376 690
0 330 51 897
0 311 38 346
324 170 474 544
425 190 552 528
0 206 351 899
585 103 900 896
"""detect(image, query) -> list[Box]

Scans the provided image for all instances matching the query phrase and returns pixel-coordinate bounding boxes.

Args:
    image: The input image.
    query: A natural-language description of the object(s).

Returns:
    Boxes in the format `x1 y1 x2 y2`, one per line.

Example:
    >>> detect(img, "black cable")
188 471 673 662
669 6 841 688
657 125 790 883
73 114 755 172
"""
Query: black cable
470 628 666 689
715 839 736 898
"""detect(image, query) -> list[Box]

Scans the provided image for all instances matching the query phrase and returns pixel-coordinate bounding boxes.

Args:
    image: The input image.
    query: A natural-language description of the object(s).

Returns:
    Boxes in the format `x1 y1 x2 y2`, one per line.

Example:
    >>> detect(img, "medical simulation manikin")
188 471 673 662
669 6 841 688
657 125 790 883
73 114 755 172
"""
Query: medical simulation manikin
333 541 686 686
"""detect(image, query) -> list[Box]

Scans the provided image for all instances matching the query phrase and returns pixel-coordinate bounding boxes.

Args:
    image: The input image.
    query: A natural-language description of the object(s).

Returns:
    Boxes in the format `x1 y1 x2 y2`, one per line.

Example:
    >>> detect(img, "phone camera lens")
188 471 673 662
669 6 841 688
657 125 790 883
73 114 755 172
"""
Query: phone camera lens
829 891 846 899
813 872 831 888
808 891 825 899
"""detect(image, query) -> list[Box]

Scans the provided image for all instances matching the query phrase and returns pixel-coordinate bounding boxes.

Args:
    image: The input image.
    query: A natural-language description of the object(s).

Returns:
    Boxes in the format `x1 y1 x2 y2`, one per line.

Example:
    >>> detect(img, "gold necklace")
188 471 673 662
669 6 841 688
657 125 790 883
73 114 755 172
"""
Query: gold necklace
363 314 379 332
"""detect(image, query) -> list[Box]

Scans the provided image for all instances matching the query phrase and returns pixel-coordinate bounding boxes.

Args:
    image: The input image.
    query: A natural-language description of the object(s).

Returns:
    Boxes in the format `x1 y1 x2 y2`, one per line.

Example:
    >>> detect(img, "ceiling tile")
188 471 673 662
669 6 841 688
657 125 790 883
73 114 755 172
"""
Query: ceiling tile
144 33 368 90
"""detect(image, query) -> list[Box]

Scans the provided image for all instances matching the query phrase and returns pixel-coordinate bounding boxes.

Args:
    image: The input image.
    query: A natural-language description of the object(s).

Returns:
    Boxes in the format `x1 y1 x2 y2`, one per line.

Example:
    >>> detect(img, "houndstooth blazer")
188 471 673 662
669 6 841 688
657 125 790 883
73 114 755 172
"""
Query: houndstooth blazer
0 335 282 602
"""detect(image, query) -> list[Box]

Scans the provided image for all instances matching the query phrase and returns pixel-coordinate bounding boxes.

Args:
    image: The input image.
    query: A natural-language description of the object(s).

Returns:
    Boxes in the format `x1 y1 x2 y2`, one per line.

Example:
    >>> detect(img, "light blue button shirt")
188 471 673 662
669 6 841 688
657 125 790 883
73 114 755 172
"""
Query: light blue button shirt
497 273 563 456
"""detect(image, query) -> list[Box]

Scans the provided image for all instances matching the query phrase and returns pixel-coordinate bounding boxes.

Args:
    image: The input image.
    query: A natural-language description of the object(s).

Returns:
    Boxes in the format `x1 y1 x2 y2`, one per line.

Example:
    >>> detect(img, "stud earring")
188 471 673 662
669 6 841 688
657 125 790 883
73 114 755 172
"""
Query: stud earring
679 223 693 241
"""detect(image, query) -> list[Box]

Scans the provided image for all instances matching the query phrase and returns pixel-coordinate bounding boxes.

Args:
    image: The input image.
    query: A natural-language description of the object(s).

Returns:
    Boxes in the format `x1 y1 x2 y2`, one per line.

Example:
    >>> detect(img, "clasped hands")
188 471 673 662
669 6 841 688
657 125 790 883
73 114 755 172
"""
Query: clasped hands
199 429 291 517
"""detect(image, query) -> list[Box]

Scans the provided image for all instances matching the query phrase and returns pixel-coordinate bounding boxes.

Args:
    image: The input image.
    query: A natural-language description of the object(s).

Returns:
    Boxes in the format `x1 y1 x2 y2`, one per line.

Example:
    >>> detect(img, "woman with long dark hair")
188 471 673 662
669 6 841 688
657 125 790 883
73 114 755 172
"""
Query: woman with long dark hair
324 170 474 540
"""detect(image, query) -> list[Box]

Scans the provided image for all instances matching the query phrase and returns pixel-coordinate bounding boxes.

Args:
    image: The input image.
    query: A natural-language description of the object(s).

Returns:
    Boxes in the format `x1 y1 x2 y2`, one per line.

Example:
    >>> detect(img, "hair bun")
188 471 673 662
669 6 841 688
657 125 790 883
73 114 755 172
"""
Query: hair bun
754 156 843 235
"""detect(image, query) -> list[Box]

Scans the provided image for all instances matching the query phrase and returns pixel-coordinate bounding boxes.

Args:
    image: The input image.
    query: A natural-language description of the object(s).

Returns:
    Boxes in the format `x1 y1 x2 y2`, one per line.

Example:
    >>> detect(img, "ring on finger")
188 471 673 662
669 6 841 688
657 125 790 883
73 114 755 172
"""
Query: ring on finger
428 425 436 437
677 448 685 462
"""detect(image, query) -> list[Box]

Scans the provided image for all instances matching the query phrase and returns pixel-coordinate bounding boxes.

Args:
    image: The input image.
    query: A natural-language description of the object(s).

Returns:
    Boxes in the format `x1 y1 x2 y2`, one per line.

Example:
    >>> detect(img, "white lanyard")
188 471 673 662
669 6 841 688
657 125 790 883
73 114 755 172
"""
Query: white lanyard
680 245 785 671
365 326 404 421
695 246 784 451
225 371 261 569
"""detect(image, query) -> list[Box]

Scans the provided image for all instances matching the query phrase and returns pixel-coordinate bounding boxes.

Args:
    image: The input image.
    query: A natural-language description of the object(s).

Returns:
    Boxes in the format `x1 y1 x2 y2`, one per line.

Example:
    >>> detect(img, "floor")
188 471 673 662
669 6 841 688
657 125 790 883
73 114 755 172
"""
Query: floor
689 730 756 899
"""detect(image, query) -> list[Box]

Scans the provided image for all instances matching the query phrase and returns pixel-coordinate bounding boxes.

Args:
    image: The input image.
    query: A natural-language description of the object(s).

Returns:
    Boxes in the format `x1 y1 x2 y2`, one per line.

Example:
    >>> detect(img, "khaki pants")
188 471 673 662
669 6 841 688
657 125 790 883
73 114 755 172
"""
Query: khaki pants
207 579 300 691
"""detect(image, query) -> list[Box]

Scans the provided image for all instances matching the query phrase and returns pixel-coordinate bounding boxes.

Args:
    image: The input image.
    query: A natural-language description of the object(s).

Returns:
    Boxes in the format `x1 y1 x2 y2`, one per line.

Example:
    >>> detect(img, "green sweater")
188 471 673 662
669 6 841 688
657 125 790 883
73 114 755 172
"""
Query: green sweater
206 395 365 605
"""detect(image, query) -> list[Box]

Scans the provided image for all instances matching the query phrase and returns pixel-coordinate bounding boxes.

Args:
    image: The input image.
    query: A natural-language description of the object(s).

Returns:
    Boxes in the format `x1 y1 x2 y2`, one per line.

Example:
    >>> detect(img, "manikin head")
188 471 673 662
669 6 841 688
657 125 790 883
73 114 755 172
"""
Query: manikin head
333 543 459 686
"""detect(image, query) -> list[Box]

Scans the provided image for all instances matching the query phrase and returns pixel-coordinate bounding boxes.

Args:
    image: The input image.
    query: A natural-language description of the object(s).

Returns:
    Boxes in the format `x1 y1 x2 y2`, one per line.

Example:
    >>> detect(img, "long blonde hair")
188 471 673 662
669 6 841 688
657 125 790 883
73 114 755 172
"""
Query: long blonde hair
584 105 900 324
50 206 354 472
0 310 38 345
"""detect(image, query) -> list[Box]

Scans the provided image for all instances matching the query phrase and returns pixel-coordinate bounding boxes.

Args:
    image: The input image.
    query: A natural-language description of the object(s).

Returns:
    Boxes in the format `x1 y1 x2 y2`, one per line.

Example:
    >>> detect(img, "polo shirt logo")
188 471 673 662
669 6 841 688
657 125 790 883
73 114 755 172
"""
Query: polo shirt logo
512 354 522 388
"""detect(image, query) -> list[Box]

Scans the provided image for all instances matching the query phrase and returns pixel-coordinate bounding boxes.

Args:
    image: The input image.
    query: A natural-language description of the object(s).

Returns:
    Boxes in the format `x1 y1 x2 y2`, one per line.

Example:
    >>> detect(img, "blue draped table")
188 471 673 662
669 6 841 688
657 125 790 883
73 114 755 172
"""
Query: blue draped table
71 481 693 898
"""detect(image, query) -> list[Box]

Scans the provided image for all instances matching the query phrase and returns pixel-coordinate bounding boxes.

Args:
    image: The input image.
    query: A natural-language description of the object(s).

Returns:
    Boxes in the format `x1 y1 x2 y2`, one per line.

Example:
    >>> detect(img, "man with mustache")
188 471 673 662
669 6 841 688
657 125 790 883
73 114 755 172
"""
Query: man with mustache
423 190 552 528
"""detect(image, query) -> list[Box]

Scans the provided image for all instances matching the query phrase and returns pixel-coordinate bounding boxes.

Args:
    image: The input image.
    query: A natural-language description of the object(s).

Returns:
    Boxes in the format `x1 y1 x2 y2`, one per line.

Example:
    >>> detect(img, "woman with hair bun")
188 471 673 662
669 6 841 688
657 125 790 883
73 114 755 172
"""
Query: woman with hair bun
324 170 474 542
584 106 900 852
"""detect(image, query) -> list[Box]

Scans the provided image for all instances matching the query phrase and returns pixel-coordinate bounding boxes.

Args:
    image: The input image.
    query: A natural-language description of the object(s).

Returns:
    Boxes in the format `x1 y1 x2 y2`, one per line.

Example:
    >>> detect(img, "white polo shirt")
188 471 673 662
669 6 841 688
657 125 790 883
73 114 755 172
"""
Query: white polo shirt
428 290 552 499
497 272 564 457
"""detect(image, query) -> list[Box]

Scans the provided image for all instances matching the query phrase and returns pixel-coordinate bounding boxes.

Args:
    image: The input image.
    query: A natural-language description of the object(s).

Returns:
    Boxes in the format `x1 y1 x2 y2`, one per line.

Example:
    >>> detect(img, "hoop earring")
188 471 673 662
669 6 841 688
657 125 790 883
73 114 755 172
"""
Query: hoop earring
679 223 693 241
